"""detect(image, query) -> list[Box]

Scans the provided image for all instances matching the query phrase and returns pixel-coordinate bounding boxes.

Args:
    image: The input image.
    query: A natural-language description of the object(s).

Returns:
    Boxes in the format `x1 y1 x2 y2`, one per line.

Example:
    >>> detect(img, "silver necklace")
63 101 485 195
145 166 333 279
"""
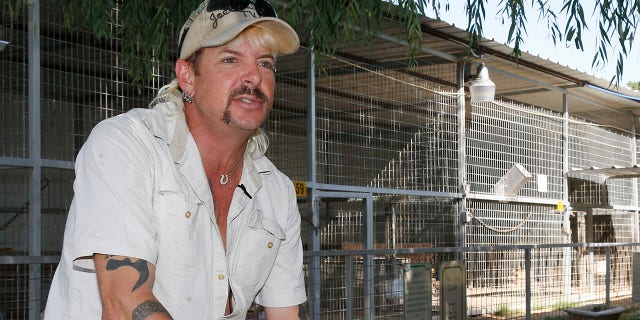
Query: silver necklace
219 158 242 186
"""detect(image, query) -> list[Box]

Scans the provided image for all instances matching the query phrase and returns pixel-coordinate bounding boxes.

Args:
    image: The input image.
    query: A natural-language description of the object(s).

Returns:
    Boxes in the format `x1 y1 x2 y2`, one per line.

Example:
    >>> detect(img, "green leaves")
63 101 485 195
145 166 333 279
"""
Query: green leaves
120 0 169 83
50 0 198 84
6 0 29 18
9 0 634 87
466 0 487 50
59 0 114 38
588 0 639 86
498 0 527 60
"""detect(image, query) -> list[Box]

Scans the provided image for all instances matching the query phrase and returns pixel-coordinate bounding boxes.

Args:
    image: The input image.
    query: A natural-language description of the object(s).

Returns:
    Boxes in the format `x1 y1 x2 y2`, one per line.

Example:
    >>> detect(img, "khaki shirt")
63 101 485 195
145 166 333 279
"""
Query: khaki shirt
44 101 306 319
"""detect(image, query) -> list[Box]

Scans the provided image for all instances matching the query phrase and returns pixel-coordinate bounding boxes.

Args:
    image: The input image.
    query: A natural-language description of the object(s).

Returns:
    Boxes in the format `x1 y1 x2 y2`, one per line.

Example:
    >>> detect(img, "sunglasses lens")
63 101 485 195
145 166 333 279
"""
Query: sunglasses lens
253 0 277 18
230 0 250 10
207 0 250 12
206 0 224 12
206 0 277 17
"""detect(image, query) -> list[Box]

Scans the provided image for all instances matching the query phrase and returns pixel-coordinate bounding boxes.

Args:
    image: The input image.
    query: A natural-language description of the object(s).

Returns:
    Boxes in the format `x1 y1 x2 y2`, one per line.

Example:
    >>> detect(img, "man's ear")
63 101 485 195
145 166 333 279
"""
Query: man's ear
175 59 195 97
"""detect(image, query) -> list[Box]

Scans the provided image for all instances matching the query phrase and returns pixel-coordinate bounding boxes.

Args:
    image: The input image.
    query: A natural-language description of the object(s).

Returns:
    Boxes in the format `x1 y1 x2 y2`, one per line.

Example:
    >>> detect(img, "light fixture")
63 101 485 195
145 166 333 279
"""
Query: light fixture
469 63 495 102
0 40 8 51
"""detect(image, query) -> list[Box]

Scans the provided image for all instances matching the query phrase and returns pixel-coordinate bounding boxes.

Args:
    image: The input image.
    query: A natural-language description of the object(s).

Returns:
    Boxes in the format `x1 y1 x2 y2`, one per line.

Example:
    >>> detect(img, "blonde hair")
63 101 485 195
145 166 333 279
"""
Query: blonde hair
227 25 281 56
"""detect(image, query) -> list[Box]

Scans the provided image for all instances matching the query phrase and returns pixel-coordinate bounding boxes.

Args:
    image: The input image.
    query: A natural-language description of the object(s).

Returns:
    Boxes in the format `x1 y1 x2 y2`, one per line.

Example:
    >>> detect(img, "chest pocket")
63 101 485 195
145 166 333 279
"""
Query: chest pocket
231 209 285 289
153 190 202 275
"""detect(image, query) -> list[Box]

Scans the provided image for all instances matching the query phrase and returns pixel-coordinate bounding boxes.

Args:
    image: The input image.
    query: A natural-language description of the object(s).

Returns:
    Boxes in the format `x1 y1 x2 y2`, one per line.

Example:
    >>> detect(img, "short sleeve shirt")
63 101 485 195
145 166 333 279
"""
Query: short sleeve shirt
44 101 306 319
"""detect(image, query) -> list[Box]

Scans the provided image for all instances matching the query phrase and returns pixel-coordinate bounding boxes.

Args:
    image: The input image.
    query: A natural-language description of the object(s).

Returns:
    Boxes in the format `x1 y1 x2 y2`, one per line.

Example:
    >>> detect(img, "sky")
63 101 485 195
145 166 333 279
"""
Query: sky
423 2 640 88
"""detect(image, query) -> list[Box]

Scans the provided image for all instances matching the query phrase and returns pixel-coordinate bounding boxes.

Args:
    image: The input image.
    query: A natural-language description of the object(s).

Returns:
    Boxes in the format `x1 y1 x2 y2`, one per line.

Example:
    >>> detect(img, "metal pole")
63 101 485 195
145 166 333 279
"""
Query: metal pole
456 60 468 320
605 247 611 305
587 210 595 292
306 44 321 320
456 61 468 262
630 117 639 244
28 0 43 319
525 248 532 320
562 94 572 297
363 193 375 319
346 255 353 320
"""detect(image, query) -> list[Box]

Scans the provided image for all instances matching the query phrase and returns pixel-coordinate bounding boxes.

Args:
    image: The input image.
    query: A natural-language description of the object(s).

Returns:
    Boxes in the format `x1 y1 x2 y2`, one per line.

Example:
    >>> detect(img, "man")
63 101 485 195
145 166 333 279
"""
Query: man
44 0 307 319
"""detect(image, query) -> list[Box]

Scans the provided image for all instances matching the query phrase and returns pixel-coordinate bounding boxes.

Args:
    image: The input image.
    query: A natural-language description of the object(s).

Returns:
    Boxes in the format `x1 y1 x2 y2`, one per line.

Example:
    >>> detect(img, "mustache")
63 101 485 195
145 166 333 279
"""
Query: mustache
227 86 270 105
222 86 271 124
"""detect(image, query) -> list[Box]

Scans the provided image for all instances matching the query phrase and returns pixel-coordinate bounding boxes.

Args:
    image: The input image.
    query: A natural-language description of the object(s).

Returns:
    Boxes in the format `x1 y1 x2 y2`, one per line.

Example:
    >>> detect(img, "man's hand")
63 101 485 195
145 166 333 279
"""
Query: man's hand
264 303 309 320
94 254 173 320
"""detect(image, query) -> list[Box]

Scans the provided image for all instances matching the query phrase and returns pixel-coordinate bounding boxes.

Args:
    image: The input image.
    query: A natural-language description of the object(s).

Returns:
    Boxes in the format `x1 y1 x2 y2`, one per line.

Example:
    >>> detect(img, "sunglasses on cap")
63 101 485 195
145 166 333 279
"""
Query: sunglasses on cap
207 0 277 18
178 0 278 57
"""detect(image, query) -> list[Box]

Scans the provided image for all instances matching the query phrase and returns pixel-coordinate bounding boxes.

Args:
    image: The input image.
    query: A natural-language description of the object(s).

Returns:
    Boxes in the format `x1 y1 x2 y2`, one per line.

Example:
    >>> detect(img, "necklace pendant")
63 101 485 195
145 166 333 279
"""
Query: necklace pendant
219 174 229 185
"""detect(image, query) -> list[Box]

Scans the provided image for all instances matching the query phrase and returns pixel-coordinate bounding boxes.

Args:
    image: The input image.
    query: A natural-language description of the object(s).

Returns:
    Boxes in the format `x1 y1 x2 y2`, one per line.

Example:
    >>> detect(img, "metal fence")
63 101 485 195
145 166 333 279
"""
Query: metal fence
303 243 638 320
0 243 636 319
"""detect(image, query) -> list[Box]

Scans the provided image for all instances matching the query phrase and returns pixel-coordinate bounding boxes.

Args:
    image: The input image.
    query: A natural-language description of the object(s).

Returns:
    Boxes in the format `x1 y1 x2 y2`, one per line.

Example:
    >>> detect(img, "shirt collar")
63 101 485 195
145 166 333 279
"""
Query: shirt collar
143 101 190 164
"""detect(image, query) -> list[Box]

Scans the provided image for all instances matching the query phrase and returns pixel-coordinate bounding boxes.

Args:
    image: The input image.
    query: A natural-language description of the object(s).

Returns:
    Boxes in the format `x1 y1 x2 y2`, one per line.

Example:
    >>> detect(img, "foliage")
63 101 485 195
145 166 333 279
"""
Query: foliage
620 307 640 320
5 0 29 18
494 304 521 317
617 303 640 320
546 300 582 311
624 304 640 314
56 0 197 83
542 316 569 320
4 0 639 86
627 81 640 91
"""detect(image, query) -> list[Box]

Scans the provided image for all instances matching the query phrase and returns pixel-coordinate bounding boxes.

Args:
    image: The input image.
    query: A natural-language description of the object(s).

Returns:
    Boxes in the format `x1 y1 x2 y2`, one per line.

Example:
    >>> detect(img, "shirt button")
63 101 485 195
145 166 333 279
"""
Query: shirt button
218 274 225 280
185 211 191 218
267 242 273 248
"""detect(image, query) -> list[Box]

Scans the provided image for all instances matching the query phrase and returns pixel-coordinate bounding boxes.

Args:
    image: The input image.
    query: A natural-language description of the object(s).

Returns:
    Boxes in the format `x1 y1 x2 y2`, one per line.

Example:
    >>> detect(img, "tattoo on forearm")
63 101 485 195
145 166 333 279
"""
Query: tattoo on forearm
132 300 172 320
298 304 308 319
105 256 149 292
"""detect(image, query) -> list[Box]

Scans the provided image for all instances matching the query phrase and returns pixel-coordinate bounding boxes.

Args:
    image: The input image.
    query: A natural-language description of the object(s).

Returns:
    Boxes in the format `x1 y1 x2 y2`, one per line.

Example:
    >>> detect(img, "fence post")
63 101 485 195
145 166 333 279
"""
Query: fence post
28 0 43 319
605 246 611 305
346 255 353 320
305 43 321 320
525 248 531 320
363 194 375 320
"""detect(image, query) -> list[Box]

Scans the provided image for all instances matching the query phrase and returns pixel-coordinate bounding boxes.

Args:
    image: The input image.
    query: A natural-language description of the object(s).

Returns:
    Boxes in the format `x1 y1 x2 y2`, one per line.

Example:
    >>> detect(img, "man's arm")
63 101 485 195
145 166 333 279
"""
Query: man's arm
264 303 308 320
94 254 173 320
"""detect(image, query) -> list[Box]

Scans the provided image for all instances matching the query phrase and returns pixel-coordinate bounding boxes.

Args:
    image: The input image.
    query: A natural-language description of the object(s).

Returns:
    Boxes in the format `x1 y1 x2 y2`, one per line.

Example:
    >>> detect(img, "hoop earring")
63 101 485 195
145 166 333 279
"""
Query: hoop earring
182 92 194 104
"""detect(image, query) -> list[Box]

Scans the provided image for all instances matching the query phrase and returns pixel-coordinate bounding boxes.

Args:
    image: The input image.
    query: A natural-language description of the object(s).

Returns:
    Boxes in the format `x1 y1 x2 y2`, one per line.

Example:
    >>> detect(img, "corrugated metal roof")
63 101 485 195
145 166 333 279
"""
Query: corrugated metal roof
288 14 640 132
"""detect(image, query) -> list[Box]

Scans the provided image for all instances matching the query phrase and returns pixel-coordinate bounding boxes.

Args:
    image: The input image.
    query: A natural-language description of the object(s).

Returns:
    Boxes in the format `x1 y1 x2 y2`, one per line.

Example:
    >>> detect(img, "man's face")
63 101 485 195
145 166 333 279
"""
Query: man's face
189 38 276 134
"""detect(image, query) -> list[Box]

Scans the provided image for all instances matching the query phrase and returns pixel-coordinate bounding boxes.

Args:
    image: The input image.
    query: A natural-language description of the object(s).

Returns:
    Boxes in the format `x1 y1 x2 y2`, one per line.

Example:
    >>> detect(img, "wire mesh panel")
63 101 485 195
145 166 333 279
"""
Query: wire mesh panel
320 199 364 250
380 196 459 248
0 262 57 319
40 168 74 256
305 251 454 320
466 201 565 298
590 209 635 294
316 196 460 253
466 101 564 199
568 121 635 207
265 52 309 182
38 2 173 161
0 168 30 256
0 263 30 319
313 55 459 192
466 201 564 246
1 4 29 159
304 243 636 320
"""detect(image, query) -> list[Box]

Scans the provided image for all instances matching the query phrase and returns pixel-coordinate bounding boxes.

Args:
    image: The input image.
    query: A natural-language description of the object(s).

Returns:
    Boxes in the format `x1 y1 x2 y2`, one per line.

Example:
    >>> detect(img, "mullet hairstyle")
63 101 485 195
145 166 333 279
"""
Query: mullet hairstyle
150 26 281 159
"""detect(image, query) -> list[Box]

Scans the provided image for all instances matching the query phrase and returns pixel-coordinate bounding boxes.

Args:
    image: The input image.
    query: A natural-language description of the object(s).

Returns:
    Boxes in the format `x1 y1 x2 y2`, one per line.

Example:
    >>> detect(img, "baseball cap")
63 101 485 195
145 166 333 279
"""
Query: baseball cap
178 0 300 59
